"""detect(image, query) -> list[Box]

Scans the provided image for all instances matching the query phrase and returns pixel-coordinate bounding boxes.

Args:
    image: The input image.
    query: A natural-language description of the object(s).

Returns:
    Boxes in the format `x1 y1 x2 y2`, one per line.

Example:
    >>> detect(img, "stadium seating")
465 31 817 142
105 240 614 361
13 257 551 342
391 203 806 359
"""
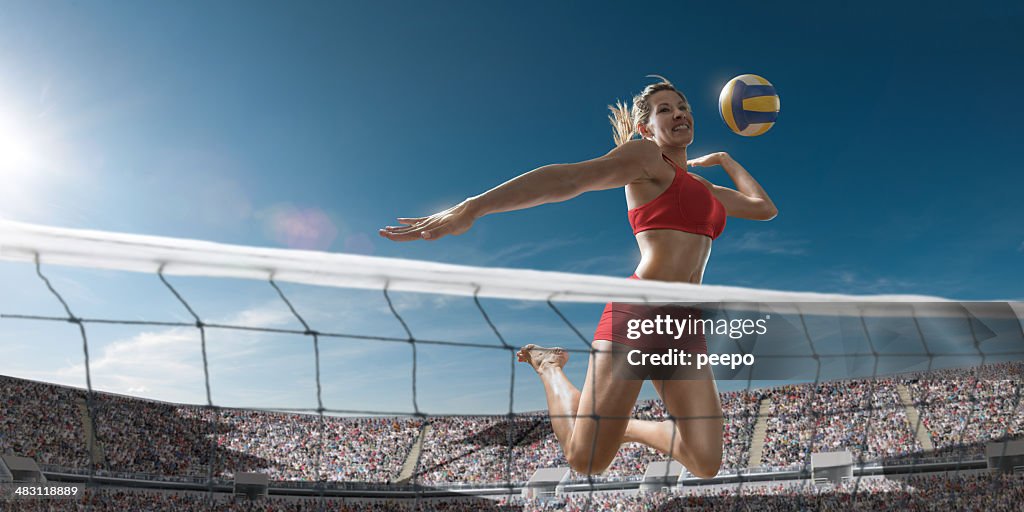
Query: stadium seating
2 362 1021 487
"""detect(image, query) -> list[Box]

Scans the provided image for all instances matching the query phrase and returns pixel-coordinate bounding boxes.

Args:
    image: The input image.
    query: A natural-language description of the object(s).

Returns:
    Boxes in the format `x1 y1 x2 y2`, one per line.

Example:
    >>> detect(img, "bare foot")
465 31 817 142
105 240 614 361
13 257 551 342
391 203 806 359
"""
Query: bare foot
516 344 568 373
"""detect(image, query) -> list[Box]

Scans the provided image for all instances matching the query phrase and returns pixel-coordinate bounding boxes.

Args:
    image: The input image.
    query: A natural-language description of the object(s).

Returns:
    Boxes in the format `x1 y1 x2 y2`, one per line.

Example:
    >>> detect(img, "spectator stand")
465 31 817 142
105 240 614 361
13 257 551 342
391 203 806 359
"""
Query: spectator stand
1 455 45 483
233 472 269 499
986 438 1024 473
0 456 12 483
640 460 683 494
521 467 569 498
811 451 853 484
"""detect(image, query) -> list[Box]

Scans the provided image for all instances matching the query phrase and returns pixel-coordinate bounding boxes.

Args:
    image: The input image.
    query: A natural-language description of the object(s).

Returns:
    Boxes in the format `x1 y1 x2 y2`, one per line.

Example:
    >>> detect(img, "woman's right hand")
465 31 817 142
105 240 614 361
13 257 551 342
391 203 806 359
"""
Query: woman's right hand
378 199 478 242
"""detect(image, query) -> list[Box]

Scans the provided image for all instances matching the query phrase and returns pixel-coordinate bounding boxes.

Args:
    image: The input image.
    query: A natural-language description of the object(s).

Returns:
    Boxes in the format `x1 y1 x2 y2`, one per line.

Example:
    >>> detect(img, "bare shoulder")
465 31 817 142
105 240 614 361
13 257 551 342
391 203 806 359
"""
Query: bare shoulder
687 172 717 190
611 139 662 162
606 139 662 177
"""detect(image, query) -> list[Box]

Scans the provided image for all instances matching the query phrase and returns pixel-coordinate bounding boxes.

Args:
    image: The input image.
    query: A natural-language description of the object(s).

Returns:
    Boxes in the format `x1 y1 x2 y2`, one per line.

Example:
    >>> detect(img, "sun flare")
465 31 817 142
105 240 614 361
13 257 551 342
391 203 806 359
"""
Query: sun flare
0 100 53 217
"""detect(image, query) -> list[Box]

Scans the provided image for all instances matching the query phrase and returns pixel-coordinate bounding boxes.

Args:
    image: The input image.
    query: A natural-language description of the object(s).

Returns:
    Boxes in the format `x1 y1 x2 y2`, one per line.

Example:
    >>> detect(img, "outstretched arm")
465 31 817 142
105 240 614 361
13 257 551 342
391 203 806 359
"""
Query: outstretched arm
380 140 658 241
687 152 778 221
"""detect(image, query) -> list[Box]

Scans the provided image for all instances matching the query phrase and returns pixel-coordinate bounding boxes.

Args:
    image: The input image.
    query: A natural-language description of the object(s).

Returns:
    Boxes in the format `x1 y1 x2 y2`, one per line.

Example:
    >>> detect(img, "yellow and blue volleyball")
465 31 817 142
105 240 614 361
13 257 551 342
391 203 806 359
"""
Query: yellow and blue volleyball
718 74 780 136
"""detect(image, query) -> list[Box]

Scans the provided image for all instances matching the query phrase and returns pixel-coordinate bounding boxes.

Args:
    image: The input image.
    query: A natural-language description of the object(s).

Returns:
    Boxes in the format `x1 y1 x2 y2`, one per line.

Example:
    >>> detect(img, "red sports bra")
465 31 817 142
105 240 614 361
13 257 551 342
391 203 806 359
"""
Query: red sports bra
627 155 727 239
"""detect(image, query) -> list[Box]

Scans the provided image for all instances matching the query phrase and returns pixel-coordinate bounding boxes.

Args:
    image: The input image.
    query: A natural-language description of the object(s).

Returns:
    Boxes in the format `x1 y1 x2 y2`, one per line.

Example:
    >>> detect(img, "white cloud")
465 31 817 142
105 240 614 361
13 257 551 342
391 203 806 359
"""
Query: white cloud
52 326 202 402
479 237 589 266
722 230 809 255
224 305 296 327
838 271 856 285
830 270 916 294
43 301 306 404
557 251 639 275
420 235 598 271
379 291 458 314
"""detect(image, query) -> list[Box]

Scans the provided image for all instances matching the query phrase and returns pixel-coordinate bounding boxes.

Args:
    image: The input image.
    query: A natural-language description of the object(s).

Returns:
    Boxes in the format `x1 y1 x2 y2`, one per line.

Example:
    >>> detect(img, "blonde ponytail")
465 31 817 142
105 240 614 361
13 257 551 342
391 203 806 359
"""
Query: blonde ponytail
607 100 635 147
607 75 688 147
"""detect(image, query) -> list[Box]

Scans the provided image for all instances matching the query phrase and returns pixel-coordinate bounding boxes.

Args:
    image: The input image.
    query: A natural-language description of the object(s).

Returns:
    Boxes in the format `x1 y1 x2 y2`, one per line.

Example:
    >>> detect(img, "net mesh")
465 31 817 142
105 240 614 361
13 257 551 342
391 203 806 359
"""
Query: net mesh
2 219 1023 511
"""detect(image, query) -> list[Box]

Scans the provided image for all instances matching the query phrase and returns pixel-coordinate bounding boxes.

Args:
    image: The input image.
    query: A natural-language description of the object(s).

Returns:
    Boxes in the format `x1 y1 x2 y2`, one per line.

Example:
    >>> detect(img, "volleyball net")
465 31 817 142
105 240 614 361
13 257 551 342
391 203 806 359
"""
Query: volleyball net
2 218 1023 506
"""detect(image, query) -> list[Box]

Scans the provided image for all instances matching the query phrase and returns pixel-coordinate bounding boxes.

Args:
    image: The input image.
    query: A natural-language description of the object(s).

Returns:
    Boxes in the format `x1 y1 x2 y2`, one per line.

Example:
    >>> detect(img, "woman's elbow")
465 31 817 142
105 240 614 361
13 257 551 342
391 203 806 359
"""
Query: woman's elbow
747 204 777 221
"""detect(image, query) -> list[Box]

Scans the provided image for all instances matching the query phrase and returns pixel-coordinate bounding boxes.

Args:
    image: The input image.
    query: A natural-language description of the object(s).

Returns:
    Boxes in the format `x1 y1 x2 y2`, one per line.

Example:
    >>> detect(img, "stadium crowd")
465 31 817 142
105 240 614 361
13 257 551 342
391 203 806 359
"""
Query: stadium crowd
414 415 548 484
904 364 1024 455
2 376 422 484
759 379 923 467
90 395 423 482
0 377 90 469
213 410 422 482
2 361 1021 487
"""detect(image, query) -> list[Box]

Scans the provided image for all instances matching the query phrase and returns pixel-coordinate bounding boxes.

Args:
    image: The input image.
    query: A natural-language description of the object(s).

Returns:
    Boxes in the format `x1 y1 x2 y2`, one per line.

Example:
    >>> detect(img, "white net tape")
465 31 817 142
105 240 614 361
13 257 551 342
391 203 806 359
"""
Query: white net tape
0 219 963 306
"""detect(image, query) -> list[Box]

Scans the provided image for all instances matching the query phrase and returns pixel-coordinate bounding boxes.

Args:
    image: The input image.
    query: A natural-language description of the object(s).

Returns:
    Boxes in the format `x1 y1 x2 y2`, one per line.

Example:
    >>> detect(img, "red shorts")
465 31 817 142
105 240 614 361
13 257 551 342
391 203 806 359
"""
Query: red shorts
592 275 708 354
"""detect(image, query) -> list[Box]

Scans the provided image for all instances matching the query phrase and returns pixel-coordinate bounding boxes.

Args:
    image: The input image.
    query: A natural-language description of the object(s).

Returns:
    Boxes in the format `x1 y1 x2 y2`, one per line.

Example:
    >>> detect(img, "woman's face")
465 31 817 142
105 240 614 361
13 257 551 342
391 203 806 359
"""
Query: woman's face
641 89 693 147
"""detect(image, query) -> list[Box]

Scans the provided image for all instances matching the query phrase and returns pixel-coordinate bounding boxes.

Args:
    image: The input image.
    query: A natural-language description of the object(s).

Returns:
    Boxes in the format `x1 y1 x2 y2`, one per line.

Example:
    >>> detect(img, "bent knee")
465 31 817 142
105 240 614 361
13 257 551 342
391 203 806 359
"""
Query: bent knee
566 448 613 475
671 440 721 479
687 449 722 479
688 458 721 479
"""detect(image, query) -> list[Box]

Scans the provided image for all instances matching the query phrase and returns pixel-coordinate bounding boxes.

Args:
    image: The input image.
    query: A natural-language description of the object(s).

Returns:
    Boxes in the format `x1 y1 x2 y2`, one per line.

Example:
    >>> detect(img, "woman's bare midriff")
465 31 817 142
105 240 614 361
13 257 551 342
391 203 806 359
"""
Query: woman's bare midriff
633 229 712 284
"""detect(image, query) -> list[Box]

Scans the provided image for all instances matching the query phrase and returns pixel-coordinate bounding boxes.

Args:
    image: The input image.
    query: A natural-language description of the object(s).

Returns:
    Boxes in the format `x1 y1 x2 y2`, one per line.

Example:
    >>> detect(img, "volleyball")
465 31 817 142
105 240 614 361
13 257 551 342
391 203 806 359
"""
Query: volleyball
718 74 780 136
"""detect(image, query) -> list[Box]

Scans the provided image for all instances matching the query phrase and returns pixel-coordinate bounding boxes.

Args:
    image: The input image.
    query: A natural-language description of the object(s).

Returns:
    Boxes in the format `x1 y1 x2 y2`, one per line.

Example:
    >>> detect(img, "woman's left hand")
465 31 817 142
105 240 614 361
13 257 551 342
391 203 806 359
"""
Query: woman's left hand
687 152 730 168
379 200 478 242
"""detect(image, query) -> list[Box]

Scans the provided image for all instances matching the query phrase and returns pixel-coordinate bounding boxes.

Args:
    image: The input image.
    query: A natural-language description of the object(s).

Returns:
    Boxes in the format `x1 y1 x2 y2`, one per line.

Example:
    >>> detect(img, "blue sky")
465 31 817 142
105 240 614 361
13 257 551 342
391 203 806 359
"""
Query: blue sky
1 1 1022 414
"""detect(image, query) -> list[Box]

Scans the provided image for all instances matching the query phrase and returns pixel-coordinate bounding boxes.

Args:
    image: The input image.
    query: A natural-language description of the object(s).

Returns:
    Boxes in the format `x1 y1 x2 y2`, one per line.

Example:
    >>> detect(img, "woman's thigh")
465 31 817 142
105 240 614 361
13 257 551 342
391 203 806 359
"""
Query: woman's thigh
569 340 644 470
651 366 724 458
